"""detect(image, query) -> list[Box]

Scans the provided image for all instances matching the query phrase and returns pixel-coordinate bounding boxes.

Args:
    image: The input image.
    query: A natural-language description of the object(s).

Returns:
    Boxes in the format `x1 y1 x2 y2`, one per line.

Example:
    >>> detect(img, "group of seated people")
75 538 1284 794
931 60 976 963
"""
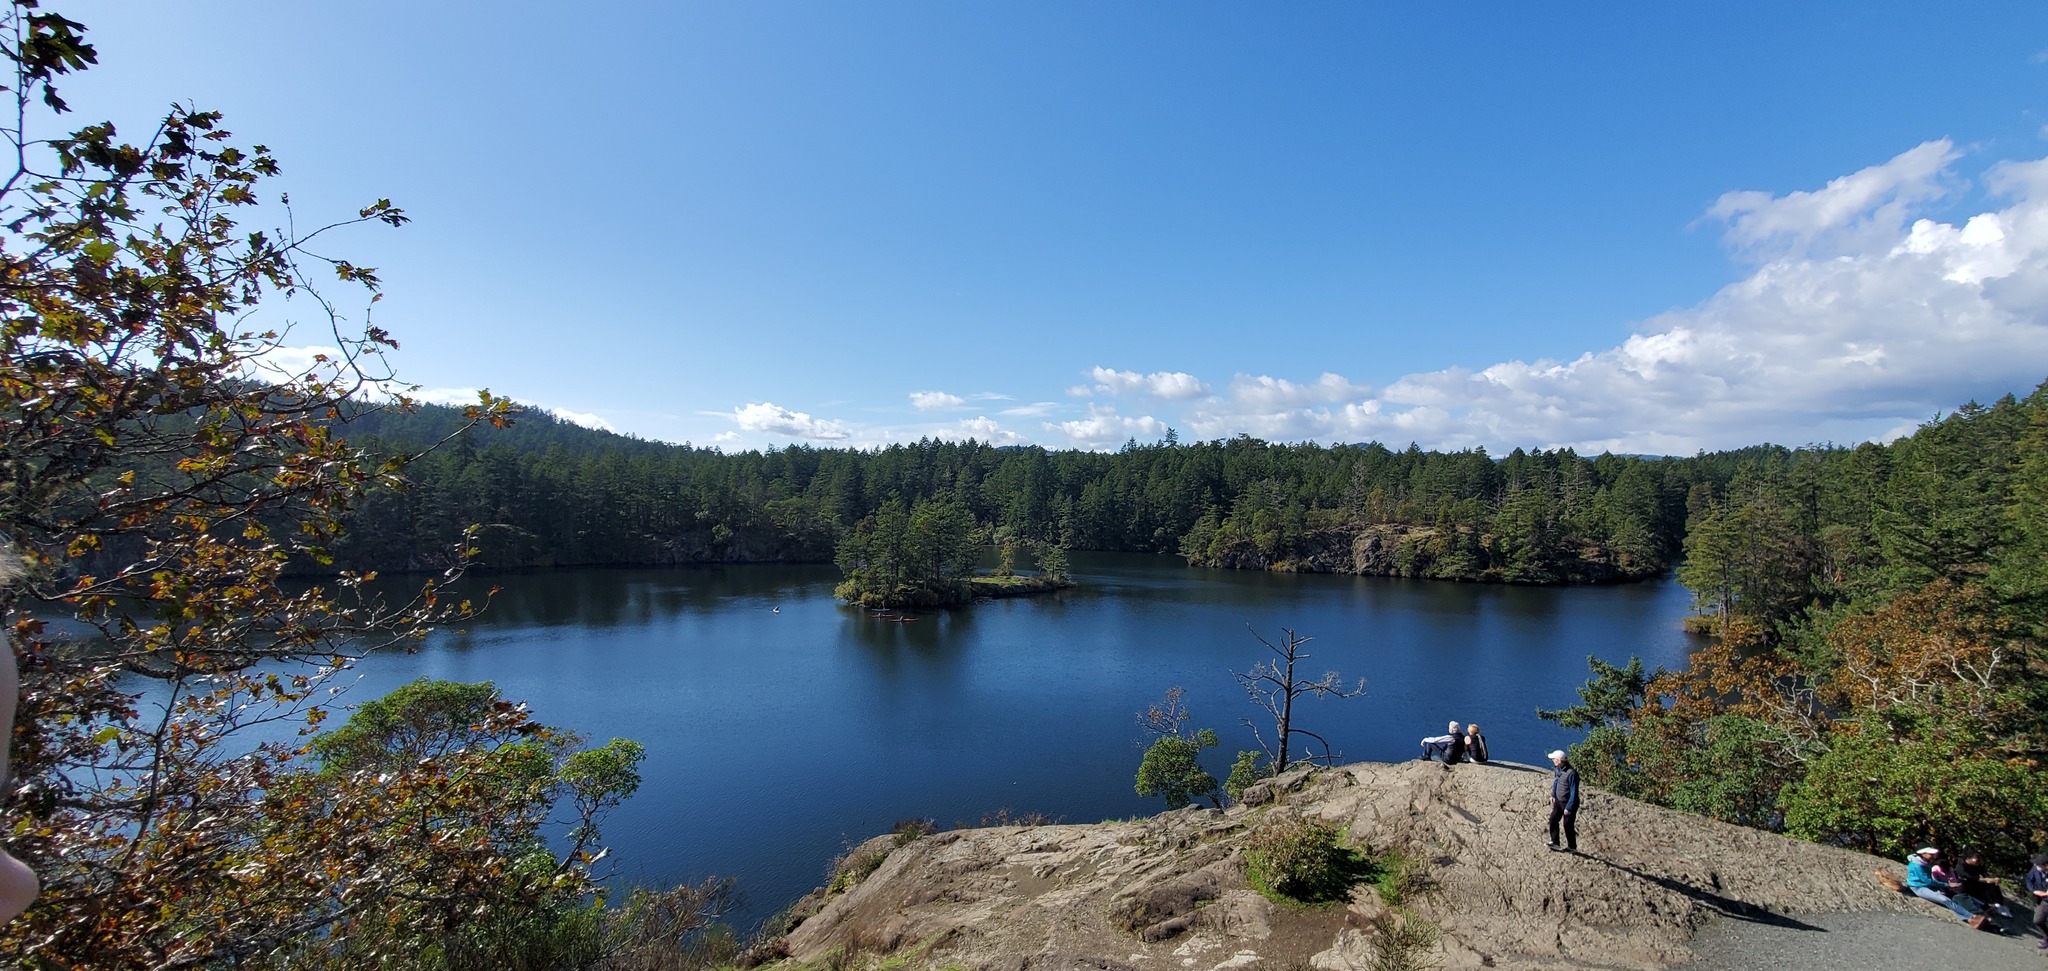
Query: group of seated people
1417 721 1488 766
1905 845 2029 933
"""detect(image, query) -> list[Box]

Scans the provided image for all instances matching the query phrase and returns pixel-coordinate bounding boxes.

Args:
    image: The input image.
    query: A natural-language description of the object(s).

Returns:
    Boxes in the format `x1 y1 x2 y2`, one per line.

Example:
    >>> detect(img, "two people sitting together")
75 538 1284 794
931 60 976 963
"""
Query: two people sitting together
1418 721 1488 766
1906 846 2010 931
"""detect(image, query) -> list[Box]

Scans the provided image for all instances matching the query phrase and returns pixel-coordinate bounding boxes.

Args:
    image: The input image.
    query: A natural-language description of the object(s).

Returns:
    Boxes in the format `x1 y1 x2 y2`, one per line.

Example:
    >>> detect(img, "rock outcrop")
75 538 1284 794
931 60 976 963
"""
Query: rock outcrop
773 760 1920 971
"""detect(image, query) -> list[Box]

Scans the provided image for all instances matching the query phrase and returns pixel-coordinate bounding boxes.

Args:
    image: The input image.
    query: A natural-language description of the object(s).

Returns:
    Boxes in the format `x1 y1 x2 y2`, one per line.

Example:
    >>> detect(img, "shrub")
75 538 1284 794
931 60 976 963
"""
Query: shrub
827 843 890 895
1243 815 1362 904
1225 750 1270 801
1136 730 1221 808
1369 850 1432 906
892 817 940 845
976 808 1063 827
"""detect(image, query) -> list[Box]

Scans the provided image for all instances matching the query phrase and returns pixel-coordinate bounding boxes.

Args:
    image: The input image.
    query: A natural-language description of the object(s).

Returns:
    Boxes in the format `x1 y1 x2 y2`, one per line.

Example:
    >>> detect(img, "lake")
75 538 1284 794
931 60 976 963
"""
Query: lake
261 553 1699 930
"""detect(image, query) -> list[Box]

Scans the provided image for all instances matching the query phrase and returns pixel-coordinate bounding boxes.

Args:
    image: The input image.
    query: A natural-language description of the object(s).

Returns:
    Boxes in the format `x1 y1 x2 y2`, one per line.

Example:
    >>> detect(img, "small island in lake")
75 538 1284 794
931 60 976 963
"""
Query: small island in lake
834 495 1073 609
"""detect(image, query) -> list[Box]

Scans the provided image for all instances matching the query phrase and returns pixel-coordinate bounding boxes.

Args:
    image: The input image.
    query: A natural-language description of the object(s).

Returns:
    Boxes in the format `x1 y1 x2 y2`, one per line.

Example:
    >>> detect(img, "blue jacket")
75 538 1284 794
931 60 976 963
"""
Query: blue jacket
1551 763 1580 812
1906 856 1946 890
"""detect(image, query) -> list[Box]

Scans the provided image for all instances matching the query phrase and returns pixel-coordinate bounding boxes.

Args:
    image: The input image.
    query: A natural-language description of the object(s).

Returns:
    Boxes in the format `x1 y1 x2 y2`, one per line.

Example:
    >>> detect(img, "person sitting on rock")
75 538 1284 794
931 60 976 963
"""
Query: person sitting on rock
1906 847 1988 926
1463 723 1489 764
1419 721 1466 764
1954 846 2010 917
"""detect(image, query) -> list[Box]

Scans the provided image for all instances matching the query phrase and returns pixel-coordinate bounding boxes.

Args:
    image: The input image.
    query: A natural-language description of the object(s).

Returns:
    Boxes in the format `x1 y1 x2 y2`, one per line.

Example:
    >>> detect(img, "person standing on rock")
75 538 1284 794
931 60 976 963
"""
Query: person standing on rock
2025 854 2048 947
1546 749 1578 853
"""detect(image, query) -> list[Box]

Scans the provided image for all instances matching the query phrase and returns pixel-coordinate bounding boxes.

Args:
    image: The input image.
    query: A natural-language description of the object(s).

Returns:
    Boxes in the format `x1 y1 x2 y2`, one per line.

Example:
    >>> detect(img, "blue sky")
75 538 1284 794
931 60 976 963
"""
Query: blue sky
62 2 2048 453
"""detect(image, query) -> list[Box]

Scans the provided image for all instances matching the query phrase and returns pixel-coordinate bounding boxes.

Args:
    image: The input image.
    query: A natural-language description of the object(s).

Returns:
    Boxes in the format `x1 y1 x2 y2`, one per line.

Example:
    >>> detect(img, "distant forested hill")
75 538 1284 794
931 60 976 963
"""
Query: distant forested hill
321 402 1702 582
322 383 2048 592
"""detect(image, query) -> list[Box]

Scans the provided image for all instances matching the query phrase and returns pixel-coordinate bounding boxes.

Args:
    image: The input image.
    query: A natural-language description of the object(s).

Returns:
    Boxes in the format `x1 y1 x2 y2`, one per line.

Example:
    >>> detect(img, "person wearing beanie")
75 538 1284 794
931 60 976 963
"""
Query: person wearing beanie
2026 853 2048 946
1546 749 1578 853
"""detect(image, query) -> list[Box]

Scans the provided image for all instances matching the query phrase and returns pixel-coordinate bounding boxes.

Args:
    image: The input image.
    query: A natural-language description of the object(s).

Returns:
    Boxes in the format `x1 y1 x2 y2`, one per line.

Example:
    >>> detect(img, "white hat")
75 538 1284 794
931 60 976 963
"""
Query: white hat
1546 750 1566 761
1916 847 1940 856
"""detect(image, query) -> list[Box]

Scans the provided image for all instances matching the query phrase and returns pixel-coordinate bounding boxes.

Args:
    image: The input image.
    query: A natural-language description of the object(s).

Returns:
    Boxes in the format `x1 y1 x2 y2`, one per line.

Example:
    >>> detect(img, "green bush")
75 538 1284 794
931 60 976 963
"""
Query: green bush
1136 729 1222 808
828 844 890 895
1243 815 1364 904
1225 750 1269 801
892 817 939 845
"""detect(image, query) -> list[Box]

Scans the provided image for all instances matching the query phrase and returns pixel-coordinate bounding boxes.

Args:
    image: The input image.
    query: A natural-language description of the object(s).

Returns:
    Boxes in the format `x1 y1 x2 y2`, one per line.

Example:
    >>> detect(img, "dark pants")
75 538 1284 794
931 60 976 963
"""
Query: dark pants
1548 802 1577 850
2033 897 2048 938
1421 741 1452 761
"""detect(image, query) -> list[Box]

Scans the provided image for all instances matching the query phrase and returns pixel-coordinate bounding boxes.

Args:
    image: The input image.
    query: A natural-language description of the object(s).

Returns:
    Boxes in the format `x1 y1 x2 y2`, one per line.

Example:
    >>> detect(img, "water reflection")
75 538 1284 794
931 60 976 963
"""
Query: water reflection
181 553 1697 933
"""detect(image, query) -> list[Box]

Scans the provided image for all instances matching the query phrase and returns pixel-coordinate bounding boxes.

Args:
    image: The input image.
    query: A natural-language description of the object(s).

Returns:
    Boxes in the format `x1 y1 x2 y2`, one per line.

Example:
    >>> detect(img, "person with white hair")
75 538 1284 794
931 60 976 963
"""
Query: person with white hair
1419 720 1466 765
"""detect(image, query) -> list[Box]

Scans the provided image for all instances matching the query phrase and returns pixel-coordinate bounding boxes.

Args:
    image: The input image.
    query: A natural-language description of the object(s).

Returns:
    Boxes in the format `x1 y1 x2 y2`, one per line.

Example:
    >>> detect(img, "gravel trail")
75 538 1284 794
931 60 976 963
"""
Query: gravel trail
1682 910 2043 970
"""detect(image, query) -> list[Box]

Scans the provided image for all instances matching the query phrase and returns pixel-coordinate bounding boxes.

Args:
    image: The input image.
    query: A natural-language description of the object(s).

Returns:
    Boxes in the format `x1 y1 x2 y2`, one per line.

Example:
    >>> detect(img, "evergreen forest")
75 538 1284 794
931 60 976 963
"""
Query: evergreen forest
5 2 2048 966
324 402 1747 584
1541 387 2048 870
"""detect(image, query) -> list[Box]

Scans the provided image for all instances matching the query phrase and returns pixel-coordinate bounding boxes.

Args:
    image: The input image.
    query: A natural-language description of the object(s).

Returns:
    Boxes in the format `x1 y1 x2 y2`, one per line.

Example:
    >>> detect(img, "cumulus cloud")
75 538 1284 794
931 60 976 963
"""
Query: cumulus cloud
1227 372 1372 410
1087 366 1211 400
1045 404 1170 449
936 416 1029 445
1705 139 1958 260
549 408 615 432
731 402 853 441
909 390 965 410
1180 142 2048 454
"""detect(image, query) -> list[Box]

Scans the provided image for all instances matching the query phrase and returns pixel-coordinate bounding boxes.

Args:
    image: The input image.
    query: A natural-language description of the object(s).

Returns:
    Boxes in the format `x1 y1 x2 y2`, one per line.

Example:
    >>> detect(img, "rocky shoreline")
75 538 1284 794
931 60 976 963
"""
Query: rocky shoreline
755 760 2034 971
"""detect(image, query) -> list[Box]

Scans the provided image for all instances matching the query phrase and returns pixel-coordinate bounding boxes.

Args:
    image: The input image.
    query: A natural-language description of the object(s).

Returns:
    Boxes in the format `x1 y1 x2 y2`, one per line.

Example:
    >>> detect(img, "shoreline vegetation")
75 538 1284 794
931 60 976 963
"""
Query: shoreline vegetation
840 571 1076 610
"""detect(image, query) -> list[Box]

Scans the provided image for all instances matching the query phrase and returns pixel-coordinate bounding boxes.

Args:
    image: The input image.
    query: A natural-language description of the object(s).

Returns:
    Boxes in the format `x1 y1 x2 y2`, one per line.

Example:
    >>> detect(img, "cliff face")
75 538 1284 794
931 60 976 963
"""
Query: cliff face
768 761 1919 971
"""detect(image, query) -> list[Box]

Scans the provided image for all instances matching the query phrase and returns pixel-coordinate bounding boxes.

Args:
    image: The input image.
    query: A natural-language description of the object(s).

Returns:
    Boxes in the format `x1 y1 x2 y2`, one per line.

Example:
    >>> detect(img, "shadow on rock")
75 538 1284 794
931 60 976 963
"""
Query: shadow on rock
1591 856 1825 931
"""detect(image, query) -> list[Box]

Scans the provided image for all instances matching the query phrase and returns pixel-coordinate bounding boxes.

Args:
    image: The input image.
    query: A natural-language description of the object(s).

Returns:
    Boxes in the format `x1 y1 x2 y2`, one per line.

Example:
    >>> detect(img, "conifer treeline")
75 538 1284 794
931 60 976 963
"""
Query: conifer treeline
327 405 1755 582
1543 382 2048 866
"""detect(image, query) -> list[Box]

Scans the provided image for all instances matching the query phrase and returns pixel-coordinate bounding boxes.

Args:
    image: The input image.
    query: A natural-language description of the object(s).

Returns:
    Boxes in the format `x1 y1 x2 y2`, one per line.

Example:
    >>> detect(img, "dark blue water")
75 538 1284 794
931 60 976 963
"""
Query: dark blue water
223 553 1698 929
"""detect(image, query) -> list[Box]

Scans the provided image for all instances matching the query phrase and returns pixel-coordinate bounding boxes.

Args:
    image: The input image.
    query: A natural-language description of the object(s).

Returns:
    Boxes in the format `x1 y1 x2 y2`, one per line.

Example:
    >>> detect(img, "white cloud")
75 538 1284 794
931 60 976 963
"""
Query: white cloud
1000 401 1059 417
1087 366 1211 400
549 408 615 432
909 390 965 410
1227 372 1372 410
1177 143 2048 454
713 431 742 443
408 386 487 408
936 416 1029 445
1705 139 1958 260
1045 404 1170 449
731 402 853 441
